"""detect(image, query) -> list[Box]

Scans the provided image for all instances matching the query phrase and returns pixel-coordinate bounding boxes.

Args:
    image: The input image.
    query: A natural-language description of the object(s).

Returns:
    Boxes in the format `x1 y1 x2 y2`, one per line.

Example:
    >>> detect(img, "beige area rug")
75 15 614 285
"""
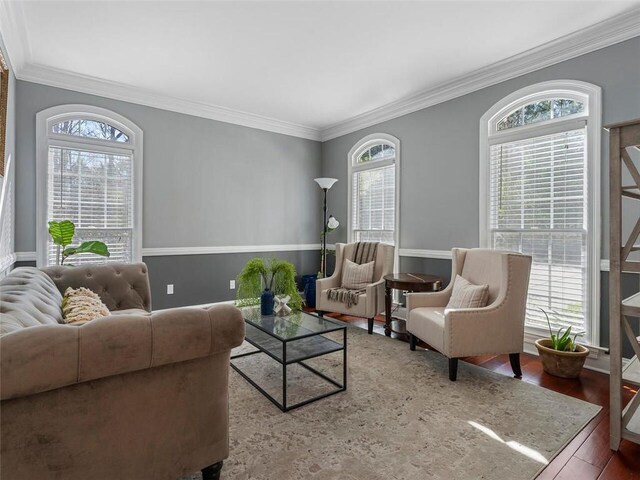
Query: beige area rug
184 327 600 480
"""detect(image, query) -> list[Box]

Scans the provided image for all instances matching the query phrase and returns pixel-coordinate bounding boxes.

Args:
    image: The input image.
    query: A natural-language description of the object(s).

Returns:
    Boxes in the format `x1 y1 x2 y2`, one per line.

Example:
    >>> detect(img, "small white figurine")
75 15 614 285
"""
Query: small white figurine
274 295 291 316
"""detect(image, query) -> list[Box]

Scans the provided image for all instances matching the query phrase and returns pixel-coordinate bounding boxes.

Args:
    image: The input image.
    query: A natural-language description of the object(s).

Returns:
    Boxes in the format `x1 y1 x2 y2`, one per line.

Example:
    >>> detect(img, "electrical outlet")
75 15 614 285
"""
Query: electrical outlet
167 284 174 295
229 280 236 290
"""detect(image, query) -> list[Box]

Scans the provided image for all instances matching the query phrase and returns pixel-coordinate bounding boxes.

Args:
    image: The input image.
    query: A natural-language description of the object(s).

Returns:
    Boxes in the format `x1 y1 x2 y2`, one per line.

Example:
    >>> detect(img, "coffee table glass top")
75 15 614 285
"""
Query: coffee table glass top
242 307 346 341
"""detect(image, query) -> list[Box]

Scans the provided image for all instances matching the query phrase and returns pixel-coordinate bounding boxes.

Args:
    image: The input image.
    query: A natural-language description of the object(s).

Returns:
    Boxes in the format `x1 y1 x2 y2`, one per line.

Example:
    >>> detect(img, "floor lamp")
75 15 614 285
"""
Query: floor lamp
314 177 338 276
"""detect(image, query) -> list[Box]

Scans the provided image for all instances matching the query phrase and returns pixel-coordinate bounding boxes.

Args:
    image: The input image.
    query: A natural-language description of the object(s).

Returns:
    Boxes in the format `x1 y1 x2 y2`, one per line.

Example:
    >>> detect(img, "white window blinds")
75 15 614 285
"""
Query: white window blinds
489 128 589 335
47 146 134 265
351 164 395 244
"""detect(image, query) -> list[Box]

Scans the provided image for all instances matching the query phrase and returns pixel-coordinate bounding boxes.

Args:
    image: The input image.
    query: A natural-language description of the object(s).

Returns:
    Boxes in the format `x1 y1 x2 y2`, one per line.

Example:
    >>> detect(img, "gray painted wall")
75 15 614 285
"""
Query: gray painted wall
14 80 324 308
321 37 640 253
17 249 320 311
321 37 640 350
15 80 322 252
145 250 319 310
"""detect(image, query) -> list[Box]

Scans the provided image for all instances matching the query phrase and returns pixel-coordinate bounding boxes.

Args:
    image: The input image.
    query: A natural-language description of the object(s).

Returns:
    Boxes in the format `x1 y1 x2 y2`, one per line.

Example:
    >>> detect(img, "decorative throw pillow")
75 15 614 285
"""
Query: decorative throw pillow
61 287 110 324
341 259 374 290
446 275 490 309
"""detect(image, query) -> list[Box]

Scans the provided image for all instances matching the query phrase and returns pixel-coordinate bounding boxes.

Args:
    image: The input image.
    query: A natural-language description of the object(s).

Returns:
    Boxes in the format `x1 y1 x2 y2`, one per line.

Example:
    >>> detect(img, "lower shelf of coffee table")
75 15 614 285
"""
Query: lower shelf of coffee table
244 323 344 364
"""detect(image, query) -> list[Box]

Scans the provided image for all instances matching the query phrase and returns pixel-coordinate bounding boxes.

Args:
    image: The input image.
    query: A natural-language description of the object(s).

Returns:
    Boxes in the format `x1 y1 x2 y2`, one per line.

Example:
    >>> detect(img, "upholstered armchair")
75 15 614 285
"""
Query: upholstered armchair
406 248 532 381
316 242 395 334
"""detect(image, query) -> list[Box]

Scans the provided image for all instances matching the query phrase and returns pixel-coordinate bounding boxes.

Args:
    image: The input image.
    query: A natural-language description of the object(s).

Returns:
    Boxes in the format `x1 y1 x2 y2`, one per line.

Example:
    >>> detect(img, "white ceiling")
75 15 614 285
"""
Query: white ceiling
3 1 640 138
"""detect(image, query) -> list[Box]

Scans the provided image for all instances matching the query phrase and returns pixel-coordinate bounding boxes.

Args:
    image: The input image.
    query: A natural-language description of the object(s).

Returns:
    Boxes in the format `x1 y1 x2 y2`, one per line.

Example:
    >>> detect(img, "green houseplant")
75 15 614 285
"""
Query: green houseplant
534 309 589 378
236 258 303 315
48 220 110 265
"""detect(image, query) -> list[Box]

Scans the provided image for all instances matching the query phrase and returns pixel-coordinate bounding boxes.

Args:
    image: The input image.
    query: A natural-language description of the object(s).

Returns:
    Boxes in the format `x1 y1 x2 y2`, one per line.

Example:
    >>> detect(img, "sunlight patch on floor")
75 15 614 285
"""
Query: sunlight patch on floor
468 421 549 465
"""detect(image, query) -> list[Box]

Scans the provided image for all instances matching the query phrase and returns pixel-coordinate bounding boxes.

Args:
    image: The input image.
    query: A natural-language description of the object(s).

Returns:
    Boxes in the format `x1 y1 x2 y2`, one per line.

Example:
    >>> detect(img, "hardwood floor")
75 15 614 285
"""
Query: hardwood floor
324 313 640 479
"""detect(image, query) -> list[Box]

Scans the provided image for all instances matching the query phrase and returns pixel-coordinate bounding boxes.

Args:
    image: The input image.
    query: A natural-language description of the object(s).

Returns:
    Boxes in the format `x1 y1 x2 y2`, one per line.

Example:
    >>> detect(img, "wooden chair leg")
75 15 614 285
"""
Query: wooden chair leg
409 333 417 351
509 353 522 378
367 318 374 334
202 461 223 480
448 358 458 381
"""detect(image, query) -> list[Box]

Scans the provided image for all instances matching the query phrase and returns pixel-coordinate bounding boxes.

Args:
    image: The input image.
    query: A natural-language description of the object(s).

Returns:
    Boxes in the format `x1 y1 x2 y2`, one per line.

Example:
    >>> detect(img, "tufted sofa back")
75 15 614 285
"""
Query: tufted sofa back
0 263 152 336
42 263 152 313
0 268 64 335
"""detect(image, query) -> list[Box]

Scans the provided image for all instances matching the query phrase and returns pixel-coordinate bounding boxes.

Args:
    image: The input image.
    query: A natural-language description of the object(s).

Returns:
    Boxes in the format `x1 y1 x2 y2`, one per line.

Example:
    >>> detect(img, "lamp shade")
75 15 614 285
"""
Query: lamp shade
314 177 338 190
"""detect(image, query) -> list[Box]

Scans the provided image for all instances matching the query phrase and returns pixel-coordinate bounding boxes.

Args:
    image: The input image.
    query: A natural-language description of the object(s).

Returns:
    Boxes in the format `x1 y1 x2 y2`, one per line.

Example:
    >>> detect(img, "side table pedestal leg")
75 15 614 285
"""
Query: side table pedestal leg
384 284 392 337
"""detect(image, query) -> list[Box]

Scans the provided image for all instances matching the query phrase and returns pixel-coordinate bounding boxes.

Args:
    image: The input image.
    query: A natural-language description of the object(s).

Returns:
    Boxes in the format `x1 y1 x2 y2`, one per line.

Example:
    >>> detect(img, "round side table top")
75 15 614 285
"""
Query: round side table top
383 273 442 289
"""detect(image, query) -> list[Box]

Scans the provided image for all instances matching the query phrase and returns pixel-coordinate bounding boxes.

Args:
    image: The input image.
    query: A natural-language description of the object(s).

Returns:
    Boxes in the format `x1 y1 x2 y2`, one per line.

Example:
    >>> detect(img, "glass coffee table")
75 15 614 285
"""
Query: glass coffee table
231 308 347 412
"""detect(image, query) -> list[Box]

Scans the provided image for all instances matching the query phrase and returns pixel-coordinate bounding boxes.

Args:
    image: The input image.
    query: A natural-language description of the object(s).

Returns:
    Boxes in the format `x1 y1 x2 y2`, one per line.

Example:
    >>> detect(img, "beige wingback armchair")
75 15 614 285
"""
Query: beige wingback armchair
316 242 395 334
406 248 532 381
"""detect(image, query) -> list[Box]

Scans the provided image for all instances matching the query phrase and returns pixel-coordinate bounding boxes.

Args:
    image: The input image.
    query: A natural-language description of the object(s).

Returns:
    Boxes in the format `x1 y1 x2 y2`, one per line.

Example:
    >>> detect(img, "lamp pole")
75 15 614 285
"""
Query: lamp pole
321 187 328 276
314 178 338 277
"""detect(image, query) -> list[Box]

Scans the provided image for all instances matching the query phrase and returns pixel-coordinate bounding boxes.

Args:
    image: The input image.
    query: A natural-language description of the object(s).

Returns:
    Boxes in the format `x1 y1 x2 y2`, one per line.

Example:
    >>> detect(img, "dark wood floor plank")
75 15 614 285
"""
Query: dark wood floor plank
598 440 640 480
574 414 615 469
555 457 602 480
321 312 639 479
536 414 603 480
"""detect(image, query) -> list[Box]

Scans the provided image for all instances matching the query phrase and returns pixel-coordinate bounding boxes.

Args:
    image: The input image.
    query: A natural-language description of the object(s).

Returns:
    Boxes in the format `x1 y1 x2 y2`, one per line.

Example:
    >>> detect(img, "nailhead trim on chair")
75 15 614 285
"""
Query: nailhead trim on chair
447 254 520 358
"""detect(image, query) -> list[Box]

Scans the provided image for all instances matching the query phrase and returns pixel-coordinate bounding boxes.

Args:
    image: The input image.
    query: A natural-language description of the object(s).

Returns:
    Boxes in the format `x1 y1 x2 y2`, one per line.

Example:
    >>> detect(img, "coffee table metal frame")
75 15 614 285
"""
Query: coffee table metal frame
231 312 347 412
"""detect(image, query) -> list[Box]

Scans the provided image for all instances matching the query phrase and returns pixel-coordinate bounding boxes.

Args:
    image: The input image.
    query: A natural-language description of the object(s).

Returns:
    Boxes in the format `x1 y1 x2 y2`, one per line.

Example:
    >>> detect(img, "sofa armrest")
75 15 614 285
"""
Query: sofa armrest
316 274 340 292
443 299 523 357
365 278 384 302
406 290 452 311
0 304 245 401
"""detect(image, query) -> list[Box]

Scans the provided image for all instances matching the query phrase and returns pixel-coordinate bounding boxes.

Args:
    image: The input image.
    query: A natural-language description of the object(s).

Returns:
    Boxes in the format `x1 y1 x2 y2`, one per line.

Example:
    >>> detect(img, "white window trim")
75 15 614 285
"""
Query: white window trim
347 133 400 272
479 80 602 346
0 154 15 275
36 104 143 267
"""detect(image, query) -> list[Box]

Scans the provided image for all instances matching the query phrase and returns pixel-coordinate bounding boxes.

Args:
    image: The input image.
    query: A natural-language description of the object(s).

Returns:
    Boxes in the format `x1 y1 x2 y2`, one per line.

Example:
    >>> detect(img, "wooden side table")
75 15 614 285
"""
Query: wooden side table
384 273 443 338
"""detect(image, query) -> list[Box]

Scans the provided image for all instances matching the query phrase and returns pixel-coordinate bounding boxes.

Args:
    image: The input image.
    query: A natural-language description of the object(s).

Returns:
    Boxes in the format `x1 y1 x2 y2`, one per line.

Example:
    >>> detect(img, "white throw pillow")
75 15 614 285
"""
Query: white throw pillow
446 275 489 309
341 259 374 290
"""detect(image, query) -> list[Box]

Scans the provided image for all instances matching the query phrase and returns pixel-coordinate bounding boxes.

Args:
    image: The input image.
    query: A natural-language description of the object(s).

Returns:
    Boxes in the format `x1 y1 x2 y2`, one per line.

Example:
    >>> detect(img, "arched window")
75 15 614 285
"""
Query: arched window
36 105 143 266
480 81 601 344
348 134 400 248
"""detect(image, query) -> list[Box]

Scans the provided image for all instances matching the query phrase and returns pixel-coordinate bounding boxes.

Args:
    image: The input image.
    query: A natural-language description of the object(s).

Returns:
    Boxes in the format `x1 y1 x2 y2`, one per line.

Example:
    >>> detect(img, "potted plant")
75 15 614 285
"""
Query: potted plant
236 258 303 316
48 220 110 265
535 309 589 378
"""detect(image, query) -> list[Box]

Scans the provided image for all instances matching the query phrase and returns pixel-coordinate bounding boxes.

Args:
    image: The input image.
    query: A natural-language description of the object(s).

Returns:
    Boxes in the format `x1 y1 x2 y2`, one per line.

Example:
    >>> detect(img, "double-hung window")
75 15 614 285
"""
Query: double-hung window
480 81 601 344
36 105 143 266
348 134 400 247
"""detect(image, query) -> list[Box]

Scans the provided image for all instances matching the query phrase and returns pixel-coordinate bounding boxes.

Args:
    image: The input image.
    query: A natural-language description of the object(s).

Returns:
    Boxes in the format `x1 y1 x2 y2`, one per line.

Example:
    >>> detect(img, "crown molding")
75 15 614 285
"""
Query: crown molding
17 63 322 140
320 8 640 141
2 1 638 143
0 1 31 72
0 2 321 140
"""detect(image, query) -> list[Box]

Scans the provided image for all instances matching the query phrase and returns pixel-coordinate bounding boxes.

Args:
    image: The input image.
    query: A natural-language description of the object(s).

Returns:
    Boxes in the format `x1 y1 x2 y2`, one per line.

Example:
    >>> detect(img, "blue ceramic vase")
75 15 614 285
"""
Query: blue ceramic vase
260 289 275 316
303 274 317 308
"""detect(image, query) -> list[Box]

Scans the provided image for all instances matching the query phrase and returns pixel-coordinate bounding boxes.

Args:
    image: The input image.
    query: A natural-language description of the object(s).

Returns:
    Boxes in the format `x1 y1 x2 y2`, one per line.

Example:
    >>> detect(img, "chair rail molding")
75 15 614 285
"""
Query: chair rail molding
16 244 322 262
399 249 619 273
398 249 453 260
141 244 322 257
